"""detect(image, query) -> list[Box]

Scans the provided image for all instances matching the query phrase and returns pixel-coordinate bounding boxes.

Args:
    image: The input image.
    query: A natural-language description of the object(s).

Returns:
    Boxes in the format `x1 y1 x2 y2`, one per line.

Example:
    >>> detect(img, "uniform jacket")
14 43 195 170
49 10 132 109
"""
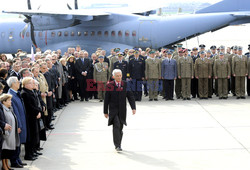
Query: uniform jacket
161 58 177 80
113 60 129 80
232 55 248 76
129 57 145 79
145 58 161 79
93 62 109 82
195 58 211 78
104 81 136 126
109 56 119 78
213 59 231 78
178 56 194 78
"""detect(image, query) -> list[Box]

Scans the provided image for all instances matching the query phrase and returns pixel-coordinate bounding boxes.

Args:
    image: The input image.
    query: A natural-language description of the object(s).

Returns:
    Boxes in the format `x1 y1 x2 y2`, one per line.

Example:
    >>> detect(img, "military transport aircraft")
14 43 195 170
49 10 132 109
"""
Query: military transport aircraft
0 0 250 54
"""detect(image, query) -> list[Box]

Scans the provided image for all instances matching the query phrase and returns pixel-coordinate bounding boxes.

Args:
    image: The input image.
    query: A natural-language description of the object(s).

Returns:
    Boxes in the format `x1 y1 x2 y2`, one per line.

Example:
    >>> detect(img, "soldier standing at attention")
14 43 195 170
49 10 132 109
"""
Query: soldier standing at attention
145 50 161 101
232 46 248 99
93 56 109 102
178 49 194 100
206 50 214 98
245 45 250 96
195 51 211 99
109 48 120 79
230 46 238 96
172 44 183 58
161 51 177 100
113 53 129 81
213 52 231 99
191 47 199 98
128 50 145 101
173 49 183 99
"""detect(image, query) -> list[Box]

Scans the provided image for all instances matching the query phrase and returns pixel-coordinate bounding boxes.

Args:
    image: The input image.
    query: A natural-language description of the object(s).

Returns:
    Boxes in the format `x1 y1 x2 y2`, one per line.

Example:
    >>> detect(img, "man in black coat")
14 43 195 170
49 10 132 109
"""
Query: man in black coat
104 69 136 152
75 51 91 101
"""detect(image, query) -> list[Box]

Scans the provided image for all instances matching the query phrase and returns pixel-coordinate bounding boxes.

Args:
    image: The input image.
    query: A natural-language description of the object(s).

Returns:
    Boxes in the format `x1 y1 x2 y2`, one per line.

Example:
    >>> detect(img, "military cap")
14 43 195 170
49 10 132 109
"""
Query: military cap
167 51 172 55
219 52 224 55
233 46 238 50
192 47 198 51
178 49 183 53
117 52 123 56
231 46 234 50
134 51 139 54
207 50 212 53
199 44 206 48
183 49 188 53
98 55 104 59
149 50 155 54
219 45 225 50
210 45 216 50
238 46 243 51
177 43 183 48
200 51 205 55
133 48 139 51
114 48 120 52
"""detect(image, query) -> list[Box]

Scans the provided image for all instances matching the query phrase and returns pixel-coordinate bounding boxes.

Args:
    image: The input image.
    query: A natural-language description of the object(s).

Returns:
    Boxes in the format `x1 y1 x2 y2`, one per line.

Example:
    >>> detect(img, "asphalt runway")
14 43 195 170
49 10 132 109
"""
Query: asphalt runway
19 95 250 170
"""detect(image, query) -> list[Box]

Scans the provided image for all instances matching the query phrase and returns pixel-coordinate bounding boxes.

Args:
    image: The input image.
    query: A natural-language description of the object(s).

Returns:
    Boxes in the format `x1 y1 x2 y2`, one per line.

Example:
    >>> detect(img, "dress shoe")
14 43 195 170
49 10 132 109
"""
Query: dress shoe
85 99 89 101
35 151 43 155
187 98 191 100
115 147 122 152
236 97 241 99
74 97 79 100
208 96 212 98
11 163 23 168
165 99 168 101
99 100 103 102
154 99 158 101
149 99 153 101
18 162 27 166
24 156 37 161
241 96 246 99
169 98 174 100
219 97 223 99
183 98 187 100
47 126 55 130
37 147 43 151
80 98 84 101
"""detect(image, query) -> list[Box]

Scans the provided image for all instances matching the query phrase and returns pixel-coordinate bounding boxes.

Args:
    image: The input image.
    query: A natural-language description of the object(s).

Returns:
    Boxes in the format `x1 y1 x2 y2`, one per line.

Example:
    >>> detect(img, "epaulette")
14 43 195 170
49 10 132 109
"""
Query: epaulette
127 73 130 77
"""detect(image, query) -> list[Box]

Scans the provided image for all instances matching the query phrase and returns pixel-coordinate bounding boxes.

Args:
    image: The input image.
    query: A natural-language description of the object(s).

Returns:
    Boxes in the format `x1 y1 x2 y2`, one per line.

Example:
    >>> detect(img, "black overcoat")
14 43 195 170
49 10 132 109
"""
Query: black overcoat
104 81 136 126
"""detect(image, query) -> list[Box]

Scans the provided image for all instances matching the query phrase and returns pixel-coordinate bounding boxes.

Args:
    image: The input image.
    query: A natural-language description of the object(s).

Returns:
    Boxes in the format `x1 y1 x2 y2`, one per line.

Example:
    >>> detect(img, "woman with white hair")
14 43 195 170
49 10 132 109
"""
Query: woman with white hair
0 93 20 170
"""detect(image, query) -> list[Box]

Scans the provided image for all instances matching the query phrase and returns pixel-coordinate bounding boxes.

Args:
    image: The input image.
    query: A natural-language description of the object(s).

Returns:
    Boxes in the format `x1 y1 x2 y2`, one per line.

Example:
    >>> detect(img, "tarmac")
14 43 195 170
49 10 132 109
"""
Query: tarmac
19 95 250 170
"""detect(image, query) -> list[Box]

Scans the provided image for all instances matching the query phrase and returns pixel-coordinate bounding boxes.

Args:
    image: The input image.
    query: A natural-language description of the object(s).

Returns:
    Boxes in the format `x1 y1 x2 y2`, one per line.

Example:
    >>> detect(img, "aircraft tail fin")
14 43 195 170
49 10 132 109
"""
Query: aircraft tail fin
196 0 250 14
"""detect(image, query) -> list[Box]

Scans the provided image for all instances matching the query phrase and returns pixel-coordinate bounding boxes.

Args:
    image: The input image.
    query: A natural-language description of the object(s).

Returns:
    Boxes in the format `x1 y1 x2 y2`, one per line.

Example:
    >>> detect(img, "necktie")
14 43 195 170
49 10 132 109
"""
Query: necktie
169 59 170 63
81 58 84 65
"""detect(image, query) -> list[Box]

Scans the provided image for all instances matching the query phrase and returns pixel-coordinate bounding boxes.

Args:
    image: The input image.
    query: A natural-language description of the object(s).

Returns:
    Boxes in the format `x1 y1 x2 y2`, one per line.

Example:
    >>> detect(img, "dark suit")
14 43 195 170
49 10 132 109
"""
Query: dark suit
104 81 136 148
44 71 53 127
191 55 199 98
10 70 21 80
75 58 90 100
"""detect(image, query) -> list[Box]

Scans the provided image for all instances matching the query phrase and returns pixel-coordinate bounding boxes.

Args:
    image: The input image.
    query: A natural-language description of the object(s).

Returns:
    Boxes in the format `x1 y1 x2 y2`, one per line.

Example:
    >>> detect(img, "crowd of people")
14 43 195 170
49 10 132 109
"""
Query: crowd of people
0 43 249 169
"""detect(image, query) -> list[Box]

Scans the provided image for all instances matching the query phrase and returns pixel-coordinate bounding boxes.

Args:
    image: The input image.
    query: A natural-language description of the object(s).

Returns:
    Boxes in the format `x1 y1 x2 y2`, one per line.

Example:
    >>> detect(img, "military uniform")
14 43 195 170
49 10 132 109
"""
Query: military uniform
173 55 182 98
128 56 145 101
113 60 129 81
195 57 211 99
145 58 161 100
93 62 109 100
232 54 248 98
207 56 214 98
178 56 194 99
213 58 231 98
109 56 119 79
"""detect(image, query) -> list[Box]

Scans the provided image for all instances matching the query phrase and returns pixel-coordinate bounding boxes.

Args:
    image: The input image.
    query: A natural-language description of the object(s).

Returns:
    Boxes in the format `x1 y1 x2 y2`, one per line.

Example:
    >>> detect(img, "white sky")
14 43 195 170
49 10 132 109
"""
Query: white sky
0 0 222 11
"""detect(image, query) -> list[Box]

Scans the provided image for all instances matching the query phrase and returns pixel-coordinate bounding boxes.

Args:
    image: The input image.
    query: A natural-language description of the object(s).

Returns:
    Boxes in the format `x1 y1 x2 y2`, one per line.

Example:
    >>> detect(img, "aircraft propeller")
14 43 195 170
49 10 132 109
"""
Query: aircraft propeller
20 0 38 48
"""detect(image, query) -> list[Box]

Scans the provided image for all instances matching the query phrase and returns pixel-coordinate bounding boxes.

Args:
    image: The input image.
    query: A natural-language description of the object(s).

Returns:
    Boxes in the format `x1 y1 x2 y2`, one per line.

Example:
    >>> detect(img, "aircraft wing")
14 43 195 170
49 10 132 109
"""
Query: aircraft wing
2 9 110 17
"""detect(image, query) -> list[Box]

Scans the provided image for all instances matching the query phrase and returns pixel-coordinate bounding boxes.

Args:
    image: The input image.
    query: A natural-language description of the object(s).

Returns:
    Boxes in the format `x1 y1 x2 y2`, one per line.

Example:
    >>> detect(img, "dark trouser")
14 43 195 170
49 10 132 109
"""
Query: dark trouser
218 78 228 98
78 77 88 100
113 115 123 148
247 77 250 96
175 78 182 98
231 76 235 95
208 78 213 97
129 79 143 101
143 80 148 96
191 78 198 98
164 79 174 99
235 76 246 97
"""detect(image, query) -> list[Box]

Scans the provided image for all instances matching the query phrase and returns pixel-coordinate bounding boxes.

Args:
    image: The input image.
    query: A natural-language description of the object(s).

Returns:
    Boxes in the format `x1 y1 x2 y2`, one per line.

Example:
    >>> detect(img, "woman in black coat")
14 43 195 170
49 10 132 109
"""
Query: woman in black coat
67 56 78 101
20 77 42 160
